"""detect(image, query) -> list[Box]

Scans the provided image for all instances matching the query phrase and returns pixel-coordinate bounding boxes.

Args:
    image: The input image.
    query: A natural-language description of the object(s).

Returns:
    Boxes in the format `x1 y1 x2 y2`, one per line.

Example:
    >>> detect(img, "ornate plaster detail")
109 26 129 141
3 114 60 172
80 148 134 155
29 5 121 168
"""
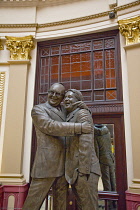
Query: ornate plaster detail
5 35 35 60
89 103 123 114
0 1 139 29
0 72 5 124
116 0 140 12
118 16 140 45
0 24 38 28
39 11 109 28
0 39 4 50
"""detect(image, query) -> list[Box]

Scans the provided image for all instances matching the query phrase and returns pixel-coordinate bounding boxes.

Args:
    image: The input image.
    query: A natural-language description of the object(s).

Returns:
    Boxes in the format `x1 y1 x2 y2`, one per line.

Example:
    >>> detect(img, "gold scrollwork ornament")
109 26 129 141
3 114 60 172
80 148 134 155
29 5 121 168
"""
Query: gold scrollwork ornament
5 35 35 60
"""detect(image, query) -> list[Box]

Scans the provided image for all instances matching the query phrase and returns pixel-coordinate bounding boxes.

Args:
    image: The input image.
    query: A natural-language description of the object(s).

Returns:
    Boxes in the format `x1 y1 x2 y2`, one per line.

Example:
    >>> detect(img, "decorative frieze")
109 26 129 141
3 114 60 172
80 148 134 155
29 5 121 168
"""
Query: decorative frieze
5 35 35 60
88 103 124 114
0 72 5 124
118 16 140 45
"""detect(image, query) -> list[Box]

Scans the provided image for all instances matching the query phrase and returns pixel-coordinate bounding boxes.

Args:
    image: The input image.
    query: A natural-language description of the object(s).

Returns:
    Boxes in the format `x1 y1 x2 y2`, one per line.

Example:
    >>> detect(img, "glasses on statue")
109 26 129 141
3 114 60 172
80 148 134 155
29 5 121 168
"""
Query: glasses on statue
48 90 64 97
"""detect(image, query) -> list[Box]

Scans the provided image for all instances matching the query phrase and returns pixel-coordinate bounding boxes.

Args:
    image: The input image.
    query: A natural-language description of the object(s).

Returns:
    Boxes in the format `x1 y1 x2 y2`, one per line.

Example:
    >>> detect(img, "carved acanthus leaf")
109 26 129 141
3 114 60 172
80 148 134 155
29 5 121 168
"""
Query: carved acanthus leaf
118 16 140 45
0 39 4 50
5 35 35 60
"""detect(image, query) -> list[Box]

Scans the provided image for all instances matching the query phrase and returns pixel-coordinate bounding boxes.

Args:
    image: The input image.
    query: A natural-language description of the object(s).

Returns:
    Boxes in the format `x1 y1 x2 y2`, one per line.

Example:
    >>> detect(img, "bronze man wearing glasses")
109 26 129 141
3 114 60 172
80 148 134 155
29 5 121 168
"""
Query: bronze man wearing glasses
22 83 92 210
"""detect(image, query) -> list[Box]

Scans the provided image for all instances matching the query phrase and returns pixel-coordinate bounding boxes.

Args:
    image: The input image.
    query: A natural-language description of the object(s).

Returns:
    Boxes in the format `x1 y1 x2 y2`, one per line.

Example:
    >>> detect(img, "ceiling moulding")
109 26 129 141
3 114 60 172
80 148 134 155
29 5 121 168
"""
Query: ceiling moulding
0 0 139 8
0 0 87 7
0 24 38 33
0 1 139 30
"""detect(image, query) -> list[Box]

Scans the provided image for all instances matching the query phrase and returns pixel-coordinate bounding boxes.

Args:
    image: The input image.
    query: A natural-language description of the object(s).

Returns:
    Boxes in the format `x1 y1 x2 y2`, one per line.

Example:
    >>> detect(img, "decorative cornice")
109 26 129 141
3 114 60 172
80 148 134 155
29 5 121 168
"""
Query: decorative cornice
5 35 35 60
38 11 109 28
118 16 140 45
0 24 38 28
116 0 140 12
0 72 5 125
0 1 139 29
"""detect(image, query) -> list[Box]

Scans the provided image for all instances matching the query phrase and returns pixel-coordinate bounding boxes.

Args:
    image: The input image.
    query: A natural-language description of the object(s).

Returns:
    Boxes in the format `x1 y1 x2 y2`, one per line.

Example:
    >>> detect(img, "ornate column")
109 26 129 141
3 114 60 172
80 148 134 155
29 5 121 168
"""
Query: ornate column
118 16 140 209
0 35 34 209
0 35 34 186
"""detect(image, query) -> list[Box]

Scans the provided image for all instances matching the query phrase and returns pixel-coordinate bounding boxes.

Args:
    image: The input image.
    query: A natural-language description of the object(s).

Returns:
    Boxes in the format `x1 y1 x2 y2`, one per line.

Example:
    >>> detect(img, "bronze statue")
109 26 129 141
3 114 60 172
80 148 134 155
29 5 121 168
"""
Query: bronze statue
94 124 116 192
22 83 92 210
64 89 101 210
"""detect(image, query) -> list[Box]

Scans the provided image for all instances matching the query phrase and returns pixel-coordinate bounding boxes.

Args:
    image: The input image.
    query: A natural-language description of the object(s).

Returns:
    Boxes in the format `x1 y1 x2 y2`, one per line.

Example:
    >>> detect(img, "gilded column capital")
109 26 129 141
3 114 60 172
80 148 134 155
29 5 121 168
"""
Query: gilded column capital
5 35 35 60
0 39 4 50
118 16 140 45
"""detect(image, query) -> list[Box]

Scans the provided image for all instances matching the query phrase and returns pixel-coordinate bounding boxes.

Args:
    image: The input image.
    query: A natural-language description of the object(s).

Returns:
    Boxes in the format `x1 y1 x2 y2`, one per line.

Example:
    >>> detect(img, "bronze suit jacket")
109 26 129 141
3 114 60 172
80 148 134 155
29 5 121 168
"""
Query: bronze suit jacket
31 102 82 178
65 108 101 185
94 125 115 166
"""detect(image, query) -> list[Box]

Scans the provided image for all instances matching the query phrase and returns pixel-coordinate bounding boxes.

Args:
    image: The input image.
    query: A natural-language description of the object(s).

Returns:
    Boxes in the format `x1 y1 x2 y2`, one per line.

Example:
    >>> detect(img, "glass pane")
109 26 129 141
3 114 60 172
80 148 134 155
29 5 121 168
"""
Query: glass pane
51 65 58 74
80 42 91 51
61 73 71 82
81 80 91 89
95 79 104 89
105 50 115 69
81 52 90 61
94 60 103 70
71 63 81 72
71 44 81 53
51 46 60 55
62 64 70 73
94 51 103 60
106 90 117 100
50 74 58 84
61 45 70 54
94 70 104 79
94 91 104 101
40 48 50 56
51 56 59 65
82 91 92 101
93 40 103 50
62 82 70 89
81 61 90 71
81 71 91 80
39 95 48 104
71 81 80 89
62 55 71 63
104 38 115 48
94 124 116 192
71 72 81 81
71 54 80 62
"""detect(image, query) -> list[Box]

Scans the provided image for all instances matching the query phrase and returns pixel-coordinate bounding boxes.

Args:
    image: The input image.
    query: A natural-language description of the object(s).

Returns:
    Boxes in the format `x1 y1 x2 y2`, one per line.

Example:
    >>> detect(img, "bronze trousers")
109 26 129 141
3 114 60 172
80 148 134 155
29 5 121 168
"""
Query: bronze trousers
100 163 116 191
71 173 99 210
22 175 68 210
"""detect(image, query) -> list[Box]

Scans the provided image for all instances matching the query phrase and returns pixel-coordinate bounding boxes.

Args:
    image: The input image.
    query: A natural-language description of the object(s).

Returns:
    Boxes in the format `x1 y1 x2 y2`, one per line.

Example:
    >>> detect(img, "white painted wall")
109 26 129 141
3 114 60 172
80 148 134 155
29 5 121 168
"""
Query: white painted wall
37 0 109 24
0 7 36 24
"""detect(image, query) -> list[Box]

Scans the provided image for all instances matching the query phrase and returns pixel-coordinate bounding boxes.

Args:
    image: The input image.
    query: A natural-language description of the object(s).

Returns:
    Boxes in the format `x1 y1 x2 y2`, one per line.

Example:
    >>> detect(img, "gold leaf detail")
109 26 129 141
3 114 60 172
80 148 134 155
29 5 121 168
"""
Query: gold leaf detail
5 35 35 60
118 16 140 45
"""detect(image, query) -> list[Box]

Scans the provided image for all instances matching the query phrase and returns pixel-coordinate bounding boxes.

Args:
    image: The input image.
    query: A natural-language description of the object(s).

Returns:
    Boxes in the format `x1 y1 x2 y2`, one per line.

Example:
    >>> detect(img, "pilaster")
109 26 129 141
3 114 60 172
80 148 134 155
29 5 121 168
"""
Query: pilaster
0 36 34 185
118 15 140 207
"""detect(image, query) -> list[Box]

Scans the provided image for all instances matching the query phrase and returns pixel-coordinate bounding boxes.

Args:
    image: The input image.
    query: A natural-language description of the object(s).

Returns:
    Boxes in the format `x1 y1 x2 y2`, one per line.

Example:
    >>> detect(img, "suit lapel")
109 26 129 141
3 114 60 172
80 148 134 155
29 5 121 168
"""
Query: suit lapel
66 108 80 122
45 102 66 121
